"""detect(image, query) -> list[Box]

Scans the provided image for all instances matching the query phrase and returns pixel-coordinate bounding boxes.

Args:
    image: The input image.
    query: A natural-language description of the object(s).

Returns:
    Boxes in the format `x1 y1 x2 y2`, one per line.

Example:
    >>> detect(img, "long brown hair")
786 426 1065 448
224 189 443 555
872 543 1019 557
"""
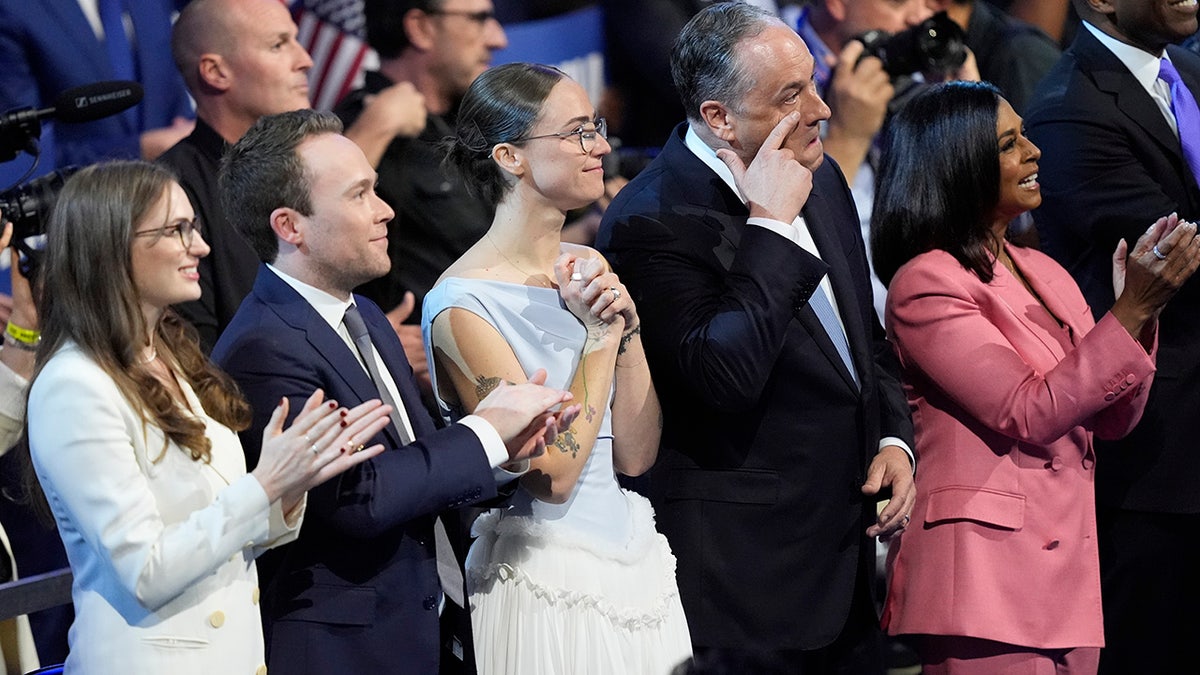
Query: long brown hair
21 161 250 515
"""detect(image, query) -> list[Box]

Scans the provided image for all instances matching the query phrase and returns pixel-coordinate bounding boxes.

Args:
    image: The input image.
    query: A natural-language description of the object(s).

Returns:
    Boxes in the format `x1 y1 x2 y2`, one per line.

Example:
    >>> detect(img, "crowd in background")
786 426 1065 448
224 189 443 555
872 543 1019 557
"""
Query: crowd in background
0 1 1198 674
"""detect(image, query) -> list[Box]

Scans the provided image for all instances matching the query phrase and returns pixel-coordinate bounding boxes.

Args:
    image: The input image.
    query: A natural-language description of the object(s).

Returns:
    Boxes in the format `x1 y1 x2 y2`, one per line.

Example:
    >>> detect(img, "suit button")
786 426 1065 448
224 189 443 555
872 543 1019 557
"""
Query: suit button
252 588 260 605
1104 392 1116 401
1125 373 1136 385
1044 540 1060 550
256 665 268 675
208 610 225 628
423 595 437 610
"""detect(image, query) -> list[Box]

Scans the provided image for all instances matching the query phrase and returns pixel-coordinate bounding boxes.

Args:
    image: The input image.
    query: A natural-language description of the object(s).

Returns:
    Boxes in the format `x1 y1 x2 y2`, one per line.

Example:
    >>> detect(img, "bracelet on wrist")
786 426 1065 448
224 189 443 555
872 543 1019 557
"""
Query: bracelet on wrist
5 322 40 346
4 334 38 352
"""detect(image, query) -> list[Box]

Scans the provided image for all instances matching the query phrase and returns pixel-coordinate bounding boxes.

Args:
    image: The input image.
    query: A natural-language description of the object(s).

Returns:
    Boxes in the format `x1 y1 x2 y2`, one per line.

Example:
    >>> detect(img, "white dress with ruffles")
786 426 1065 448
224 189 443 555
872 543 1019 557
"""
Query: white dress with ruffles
423 278 692 675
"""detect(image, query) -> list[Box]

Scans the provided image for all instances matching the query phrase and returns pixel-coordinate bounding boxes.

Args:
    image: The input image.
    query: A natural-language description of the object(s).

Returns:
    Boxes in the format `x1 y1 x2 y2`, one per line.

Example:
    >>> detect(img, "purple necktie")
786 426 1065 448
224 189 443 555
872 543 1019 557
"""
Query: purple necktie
1159 58 1200 187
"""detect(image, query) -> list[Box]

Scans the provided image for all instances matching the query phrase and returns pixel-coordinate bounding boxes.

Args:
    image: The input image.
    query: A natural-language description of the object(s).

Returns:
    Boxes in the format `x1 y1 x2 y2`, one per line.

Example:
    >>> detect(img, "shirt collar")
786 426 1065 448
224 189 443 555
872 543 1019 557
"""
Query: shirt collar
683 124 748 206
266 264 354 332
1082 20 1166 99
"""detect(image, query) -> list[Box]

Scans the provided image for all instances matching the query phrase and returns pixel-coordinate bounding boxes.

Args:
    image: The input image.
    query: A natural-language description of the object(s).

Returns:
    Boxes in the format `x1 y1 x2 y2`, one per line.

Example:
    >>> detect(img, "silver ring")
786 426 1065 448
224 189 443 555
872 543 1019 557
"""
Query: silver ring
1153 244 1168 260
610 287 621 299
309 443 321 456
570 272 583 282
901 514 911 526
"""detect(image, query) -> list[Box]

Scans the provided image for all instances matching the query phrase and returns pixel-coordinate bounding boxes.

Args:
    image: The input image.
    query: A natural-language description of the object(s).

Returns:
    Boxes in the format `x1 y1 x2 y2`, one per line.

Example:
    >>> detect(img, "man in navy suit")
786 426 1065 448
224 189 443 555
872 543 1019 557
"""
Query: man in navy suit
212 109 575 674
596 3 914 672
1025 1 1200 672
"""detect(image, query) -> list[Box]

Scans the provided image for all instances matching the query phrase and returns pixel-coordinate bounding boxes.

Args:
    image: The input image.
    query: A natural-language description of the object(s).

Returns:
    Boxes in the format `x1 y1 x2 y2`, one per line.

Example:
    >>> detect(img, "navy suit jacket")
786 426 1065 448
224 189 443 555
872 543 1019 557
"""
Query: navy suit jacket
0 0 192 172
596 124 913 650
1027 28 1200 512
212 266 494 674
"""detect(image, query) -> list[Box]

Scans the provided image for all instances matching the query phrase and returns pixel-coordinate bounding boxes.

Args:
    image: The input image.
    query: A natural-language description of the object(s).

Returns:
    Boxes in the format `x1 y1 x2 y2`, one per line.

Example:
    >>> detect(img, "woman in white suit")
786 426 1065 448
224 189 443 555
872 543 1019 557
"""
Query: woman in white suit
20 161 393 674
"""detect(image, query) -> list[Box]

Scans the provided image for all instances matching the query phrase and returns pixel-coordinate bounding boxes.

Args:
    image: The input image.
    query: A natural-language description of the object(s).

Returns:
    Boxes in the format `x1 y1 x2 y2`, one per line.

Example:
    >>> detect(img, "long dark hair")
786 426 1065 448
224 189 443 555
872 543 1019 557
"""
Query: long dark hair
21 161 250 517
871 81 1005 288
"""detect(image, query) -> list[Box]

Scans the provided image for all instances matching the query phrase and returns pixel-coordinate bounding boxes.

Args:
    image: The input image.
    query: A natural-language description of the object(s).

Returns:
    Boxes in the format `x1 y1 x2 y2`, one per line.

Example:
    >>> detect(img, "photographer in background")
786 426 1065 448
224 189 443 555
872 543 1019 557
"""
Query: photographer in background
797 0 978 318
0 210 40 675
928 0 1060 114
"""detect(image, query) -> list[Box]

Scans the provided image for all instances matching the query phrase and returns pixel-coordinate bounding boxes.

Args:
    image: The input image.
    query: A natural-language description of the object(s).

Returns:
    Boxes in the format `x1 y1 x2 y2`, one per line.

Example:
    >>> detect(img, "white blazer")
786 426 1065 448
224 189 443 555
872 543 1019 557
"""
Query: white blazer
28 343 302 674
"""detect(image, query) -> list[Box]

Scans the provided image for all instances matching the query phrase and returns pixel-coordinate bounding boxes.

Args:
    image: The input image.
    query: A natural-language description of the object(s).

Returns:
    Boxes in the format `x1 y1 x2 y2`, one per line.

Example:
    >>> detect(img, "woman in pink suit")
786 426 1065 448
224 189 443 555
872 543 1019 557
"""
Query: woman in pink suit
871 81 1200 674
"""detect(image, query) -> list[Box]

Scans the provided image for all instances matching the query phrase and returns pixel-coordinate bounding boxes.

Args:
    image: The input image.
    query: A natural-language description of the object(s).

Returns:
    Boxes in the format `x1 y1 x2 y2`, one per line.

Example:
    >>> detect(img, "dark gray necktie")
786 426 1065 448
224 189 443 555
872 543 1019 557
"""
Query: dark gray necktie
341 304 465 606
342 304 411 443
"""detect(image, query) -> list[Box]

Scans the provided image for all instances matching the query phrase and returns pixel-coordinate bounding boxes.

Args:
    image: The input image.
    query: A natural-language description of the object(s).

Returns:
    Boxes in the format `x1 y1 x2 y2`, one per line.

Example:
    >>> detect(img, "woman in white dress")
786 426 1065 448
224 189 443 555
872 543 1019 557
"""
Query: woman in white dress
423 63 692 674
21 161 392 674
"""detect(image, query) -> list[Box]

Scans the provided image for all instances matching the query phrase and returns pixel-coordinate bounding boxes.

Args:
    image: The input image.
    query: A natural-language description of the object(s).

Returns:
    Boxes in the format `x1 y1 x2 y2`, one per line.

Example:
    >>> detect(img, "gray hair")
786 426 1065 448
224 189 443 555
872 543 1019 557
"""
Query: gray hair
670 2 777 121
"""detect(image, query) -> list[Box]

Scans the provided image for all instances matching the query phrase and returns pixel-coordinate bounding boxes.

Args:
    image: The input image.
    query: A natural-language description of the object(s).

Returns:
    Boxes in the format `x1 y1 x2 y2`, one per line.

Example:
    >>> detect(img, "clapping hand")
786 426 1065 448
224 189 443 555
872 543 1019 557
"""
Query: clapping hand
472 369 580 463
252 390 393 512
1111 213 1200 334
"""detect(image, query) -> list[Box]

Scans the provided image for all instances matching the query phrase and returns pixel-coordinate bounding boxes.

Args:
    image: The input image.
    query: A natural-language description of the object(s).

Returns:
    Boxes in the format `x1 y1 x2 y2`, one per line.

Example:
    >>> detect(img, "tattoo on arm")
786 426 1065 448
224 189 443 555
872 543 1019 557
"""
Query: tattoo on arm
618 324 641 355
474 374 509 401
555 428 580 459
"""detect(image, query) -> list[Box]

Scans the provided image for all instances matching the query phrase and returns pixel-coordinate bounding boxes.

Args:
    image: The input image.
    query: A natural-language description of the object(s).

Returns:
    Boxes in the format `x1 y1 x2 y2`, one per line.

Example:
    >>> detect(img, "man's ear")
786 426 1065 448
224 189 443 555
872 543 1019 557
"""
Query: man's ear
198 53 230 92
403 7 437 52
269 207 303 246
698 100 737 143
492 143 525 178
822 0 847 24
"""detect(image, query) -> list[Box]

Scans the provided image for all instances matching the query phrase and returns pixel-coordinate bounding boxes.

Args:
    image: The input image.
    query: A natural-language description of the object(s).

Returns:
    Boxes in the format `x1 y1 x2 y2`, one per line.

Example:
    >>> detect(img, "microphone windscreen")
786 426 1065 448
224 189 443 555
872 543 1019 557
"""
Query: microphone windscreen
52 81 145 124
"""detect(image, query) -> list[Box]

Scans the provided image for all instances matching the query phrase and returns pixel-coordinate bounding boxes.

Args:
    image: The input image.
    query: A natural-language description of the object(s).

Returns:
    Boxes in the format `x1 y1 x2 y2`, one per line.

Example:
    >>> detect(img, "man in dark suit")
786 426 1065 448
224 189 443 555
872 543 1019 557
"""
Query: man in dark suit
595 3 915 671
212 109 575 674
0 0 194 173
1025 1 1200 672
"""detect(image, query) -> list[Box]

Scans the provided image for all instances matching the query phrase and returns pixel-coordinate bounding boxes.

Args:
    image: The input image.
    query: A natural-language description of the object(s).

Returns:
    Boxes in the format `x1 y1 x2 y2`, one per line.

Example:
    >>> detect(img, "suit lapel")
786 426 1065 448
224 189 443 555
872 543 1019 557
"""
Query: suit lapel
356 297 437 439
664 128 860 392
254 268 404 448
1078 30 1182 166
801 185 863 393
46 0 109 82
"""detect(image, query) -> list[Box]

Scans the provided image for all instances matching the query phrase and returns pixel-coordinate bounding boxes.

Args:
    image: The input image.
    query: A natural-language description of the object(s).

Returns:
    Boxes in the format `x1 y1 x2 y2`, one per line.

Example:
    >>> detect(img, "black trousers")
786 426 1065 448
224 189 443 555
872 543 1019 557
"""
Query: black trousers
1096 506 1200 675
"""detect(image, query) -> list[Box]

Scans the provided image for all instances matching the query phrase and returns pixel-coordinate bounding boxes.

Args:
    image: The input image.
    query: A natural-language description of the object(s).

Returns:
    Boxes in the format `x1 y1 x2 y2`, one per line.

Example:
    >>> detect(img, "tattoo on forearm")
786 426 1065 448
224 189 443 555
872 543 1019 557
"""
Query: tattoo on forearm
474 374 507 401
555 428 580 458
618 324 641 355
581 352 596 423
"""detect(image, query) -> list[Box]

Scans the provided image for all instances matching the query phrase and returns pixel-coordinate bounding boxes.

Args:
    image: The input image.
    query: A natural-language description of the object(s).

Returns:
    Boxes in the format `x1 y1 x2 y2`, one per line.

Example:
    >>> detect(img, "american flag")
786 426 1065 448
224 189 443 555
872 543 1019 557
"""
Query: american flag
290 0 378 111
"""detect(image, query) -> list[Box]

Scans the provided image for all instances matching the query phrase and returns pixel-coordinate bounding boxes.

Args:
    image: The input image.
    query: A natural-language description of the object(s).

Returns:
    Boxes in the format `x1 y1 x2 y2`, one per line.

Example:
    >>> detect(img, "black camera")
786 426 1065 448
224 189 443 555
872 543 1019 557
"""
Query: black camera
0 168 74 279
857 11 967 80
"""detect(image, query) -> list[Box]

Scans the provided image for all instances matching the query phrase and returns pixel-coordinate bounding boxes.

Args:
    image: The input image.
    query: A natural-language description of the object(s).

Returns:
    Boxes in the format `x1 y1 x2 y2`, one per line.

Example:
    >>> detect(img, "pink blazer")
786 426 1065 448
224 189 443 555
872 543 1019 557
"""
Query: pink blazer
881 244 1155 649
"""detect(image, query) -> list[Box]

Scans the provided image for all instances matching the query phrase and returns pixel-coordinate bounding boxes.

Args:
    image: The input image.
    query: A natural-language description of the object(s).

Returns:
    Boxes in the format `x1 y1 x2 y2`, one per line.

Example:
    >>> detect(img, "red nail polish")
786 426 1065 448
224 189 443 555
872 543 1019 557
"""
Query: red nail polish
279 397 286 407
328 401 337 409
340 448 346 454
340 420 348 428
340 410 348 417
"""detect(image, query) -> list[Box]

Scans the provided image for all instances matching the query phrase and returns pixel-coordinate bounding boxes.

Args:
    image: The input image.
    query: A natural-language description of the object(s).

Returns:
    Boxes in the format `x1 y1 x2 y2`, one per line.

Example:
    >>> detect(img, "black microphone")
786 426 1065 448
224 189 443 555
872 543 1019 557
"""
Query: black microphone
0 80 144 128
0 81 144 161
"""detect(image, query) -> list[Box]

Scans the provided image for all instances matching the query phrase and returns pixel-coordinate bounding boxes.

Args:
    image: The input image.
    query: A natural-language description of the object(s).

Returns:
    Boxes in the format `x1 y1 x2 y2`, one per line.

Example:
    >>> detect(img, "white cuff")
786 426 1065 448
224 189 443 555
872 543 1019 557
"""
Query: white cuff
880 436 915 472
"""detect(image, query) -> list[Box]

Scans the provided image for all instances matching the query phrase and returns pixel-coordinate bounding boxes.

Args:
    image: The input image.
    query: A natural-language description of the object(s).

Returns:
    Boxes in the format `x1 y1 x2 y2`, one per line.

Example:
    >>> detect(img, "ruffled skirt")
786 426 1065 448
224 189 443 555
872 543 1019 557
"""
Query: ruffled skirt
466 490 692 674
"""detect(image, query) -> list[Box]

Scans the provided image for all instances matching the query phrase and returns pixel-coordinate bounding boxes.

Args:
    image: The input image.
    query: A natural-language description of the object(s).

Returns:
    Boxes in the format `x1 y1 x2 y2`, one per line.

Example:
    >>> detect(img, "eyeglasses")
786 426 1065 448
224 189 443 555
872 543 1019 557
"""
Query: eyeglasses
513 118 608 155
134 218 203 249
426 8 497 25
